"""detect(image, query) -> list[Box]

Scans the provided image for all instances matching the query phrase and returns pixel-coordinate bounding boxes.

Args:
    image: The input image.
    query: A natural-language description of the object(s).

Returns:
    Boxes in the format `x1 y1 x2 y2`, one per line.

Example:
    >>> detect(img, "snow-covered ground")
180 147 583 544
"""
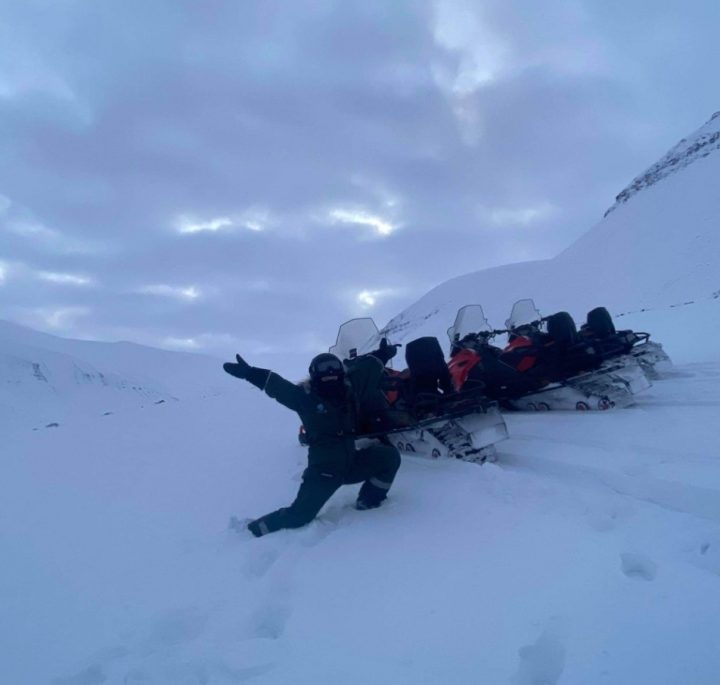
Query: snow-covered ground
3 354 720 685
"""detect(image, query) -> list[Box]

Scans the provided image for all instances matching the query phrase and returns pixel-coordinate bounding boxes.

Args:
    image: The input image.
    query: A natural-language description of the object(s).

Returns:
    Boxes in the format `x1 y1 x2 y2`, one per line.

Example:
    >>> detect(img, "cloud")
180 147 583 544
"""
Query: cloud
176 216 234 235
357 290 378 308
138 284 202 301
0 261 95 288
0 31 79 104
355 287 406 311
175 207 272 235
483 202 557 227
160 331 315 357
432 0 510 94
162 331 241 351
18 306 92 331
6 220 61 240
163 336 200 350
37 271 94 286
327 208 398 237
2 216 110 256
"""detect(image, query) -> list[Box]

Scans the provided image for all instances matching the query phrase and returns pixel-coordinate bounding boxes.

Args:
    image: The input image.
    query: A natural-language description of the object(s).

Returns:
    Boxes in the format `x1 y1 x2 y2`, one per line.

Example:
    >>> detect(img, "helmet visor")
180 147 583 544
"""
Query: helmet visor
314 358 344 376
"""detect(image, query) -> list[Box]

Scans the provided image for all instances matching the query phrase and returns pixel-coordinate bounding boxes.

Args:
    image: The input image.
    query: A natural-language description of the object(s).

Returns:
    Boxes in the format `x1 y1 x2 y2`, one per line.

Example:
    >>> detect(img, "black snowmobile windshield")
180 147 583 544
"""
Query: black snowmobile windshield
505 299 543 331
329 317 381 361
448 305 492 342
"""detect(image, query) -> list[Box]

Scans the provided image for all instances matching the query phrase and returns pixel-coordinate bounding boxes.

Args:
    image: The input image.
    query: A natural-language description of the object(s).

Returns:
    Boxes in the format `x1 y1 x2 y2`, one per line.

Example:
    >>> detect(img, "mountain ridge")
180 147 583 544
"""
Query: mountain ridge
605 110 720 216
381 112 720 357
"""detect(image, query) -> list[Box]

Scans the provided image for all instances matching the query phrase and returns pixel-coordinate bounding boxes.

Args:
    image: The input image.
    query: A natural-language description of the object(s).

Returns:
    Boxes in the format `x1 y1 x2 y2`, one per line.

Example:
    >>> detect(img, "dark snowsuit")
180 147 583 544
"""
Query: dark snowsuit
242 356 401 537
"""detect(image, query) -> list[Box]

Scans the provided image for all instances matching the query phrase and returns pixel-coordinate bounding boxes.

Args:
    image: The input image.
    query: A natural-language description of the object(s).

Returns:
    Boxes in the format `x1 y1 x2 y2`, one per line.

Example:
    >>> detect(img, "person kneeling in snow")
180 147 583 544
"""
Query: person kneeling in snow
223 352 401 537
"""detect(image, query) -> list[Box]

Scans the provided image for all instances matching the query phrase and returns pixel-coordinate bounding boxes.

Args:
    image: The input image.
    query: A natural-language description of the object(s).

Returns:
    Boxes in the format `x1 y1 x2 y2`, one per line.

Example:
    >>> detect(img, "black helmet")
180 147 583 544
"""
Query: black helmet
309 353 344 380
308 353 346 398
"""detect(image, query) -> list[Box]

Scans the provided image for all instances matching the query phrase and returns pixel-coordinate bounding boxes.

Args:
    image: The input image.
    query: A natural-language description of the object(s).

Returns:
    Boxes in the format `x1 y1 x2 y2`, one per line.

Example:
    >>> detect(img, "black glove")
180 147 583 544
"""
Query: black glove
223 354 251 379
375 337 399 364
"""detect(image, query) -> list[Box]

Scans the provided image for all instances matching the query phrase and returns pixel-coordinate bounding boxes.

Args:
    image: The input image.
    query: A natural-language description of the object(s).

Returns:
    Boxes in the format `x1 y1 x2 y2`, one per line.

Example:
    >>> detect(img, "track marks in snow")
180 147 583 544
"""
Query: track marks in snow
236 514 348 640
239 544 280 580
620 552 658 581
236 507 345 579
54 514 349 683
641 398 720 408
122 662 209 684
512 624 567 685
690 537 720 578
246 587 293 640
112 642 278 684
55 602 284 684
146 607 208 648
300 508 347 547
509 430 715 467
53 664 107 685
51 556 289 683
585 501 636 533
500 451 720 524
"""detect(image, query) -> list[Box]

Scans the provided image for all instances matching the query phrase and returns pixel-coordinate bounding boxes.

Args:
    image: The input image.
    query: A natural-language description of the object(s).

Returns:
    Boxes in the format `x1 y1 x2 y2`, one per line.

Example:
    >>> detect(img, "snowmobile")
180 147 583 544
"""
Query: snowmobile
321 318 509 464
447 300 651 411
578 306 672 379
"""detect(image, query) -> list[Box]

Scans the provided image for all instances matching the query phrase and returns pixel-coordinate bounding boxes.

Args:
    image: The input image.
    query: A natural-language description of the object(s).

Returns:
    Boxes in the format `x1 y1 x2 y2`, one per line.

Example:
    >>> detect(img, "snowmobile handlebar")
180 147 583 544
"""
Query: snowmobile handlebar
475 328 521 337
507 318 544 331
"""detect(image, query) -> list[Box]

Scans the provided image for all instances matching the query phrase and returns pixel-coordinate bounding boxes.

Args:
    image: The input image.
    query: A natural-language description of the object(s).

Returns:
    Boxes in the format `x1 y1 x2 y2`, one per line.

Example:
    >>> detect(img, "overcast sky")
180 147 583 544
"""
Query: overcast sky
1 0 719 366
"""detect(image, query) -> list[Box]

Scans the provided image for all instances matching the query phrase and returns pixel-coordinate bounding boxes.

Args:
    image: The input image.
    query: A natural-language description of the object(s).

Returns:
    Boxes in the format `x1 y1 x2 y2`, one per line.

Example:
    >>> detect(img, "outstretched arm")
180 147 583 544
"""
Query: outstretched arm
223 354 306 412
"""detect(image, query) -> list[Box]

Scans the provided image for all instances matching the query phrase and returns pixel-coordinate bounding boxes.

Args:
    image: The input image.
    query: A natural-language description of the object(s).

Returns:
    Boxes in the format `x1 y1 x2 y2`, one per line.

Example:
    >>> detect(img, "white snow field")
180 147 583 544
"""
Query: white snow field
3 352 720 685
2 115 720 684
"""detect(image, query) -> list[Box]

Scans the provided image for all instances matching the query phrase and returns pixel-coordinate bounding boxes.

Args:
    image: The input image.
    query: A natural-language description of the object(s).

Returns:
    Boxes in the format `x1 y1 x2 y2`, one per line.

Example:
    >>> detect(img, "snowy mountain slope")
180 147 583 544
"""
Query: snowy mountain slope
4 362 720 685
380 113 720 362
606 110 720 214
0 319 236 431
0 319 227 396
0 339 174 431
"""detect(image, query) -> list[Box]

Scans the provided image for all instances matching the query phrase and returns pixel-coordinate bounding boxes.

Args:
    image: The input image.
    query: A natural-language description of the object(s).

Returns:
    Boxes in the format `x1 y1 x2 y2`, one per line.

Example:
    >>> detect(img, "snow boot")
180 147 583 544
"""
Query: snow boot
228 515 262 538
355 498 383 511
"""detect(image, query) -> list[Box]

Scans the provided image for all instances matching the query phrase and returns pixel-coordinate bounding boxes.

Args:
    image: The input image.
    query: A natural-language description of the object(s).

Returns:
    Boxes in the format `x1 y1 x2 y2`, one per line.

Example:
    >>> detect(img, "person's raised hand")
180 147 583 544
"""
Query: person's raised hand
379 337 399 361
223 354 251 379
